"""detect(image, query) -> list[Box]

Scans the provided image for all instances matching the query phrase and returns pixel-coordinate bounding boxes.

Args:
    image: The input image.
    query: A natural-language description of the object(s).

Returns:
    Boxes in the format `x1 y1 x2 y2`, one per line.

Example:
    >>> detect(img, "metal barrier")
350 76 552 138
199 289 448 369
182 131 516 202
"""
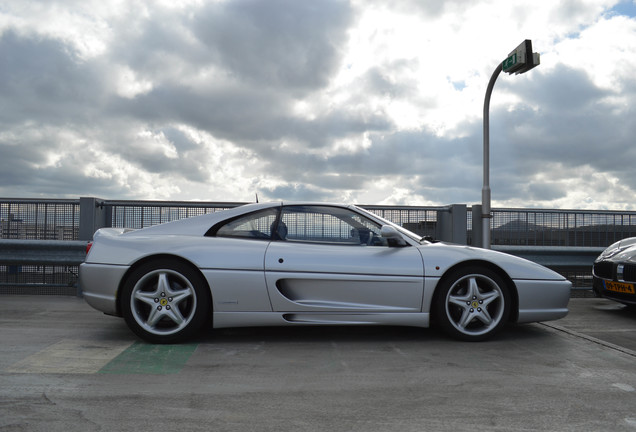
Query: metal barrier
493 245 601 294
3 197 634 295
105 200 243 230
490 208 636 247
0 240 87 296
492 245 604 267
3 197 636 246
0 240 87 265
0 239 599 296
1 198 80 240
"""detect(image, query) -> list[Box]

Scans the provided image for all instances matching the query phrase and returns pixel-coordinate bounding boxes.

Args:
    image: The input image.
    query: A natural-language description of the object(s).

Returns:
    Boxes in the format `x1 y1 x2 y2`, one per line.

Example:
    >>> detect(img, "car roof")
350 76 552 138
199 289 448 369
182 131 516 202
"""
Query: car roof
125 202 359 237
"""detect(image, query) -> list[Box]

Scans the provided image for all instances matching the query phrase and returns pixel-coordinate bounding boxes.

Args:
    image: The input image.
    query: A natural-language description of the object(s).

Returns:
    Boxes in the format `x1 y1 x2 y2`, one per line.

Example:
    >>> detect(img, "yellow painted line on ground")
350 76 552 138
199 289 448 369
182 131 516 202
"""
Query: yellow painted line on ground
5 339 133 374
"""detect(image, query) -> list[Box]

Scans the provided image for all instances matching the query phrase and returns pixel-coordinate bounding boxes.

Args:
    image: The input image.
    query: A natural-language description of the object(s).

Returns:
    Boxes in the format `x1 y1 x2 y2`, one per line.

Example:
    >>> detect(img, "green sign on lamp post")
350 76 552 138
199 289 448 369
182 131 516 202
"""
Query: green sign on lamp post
502 53 518 71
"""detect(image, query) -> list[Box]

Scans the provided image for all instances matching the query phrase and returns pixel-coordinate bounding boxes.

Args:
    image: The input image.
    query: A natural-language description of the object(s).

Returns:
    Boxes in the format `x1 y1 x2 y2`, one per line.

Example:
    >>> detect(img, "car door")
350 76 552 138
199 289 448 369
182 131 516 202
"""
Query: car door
264 205 424 312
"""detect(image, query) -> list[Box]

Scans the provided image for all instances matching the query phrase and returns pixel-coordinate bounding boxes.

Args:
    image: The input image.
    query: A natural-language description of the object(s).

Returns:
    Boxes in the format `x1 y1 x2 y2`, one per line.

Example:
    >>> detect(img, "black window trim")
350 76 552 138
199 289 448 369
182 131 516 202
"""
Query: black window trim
205 205 282 239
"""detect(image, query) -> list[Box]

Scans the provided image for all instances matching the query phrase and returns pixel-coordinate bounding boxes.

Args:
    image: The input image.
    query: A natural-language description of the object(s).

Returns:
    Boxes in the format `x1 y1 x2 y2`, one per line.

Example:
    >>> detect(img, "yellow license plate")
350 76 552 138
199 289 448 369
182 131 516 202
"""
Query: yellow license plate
604 281 636 294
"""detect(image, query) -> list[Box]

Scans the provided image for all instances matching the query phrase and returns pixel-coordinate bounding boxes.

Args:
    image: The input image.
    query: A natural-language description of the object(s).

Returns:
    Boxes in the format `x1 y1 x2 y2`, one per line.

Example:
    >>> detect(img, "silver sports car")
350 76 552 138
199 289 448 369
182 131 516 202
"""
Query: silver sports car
79 202 571 343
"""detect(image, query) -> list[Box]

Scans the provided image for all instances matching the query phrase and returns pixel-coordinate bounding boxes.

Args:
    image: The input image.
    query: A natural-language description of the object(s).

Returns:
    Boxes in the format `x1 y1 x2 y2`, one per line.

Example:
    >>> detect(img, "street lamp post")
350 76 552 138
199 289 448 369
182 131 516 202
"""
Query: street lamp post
481 40 540 249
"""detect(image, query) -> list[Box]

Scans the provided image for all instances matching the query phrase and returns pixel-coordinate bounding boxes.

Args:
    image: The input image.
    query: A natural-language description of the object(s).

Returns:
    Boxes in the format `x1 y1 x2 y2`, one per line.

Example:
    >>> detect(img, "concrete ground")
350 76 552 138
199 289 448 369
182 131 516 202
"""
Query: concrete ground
1 295 635 432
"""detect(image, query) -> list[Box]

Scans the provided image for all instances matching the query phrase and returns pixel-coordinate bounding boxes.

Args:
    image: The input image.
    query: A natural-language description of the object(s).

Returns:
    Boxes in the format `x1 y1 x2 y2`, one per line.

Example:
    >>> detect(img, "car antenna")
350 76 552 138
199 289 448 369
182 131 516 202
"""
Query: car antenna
255 193 259 203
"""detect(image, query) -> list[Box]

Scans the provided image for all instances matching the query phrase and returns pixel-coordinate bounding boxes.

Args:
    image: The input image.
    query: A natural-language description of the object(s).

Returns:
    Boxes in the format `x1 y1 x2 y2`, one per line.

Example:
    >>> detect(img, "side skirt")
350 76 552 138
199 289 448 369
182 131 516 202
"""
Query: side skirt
213 312 430 329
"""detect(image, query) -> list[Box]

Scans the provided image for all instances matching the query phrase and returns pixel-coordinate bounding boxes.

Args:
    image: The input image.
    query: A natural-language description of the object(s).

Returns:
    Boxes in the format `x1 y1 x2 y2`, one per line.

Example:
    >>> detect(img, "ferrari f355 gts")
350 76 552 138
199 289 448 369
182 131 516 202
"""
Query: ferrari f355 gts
79 202 571 343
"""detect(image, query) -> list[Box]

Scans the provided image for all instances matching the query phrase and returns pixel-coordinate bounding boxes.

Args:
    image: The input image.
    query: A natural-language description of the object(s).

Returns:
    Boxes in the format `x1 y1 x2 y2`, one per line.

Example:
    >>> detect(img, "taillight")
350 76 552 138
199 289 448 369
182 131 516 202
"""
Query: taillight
86 242 93 254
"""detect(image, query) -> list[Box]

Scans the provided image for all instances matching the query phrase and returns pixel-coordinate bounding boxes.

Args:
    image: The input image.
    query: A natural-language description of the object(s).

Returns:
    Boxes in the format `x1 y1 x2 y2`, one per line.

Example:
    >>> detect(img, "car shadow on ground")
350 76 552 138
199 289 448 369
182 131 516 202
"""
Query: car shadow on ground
591 300 636 319
189 321 556 346
92 309 560 345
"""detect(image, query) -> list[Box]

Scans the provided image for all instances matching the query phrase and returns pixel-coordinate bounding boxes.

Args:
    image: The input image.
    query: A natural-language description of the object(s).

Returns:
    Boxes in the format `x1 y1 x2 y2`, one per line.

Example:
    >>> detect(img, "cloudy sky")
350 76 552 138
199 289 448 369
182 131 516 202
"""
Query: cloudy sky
1 0 636 209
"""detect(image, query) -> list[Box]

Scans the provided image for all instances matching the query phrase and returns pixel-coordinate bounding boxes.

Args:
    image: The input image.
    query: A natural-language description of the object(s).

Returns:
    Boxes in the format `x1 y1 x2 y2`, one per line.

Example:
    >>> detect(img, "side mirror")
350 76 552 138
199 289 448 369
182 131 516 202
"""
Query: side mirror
380 225 407 247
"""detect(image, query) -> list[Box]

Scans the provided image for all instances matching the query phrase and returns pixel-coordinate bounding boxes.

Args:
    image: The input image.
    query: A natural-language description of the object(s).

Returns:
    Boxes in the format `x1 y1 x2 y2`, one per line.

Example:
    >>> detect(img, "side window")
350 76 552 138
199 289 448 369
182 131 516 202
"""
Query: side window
215 208 279 240
280 205 388 246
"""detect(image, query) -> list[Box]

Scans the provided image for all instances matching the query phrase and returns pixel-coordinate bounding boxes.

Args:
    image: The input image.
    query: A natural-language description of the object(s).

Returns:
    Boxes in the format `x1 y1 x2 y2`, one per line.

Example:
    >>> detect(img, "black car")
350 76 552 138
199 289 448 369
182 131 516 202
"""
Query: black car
593 238 636 305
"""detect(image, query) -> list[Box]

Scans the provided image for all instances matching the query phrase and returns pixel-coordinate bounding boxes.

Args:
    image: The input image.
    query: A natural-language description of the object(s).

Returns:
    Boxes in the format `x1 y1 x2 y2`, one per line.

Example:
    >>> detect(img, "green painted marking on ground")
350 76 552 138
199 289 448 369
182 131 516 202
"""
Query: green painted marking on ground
98 342 198 375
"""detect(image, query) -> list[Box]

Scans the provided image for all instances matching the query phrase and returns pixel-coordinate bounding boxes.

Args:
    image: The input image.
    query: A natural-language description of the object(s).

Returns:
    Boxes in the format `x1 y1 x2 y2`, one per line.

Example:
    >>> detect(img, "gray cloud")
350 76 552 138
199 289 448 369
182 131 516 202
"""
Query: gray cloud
486 64 636 202
192 0 353 92
0 31 105 125
1 1 635 209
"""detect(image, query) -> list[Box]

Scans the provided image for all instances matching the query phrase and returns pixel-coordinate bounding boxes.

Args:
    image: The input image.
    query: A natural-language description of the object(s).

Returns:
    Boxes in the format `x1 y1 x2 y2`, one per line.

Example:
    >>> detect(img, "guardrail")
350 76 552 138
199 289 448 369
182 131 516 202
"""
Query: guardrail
0 240 599 296
1 197 625 297
0 240 87 296
0 239 88 265
493 246 600 296
492 246 603 268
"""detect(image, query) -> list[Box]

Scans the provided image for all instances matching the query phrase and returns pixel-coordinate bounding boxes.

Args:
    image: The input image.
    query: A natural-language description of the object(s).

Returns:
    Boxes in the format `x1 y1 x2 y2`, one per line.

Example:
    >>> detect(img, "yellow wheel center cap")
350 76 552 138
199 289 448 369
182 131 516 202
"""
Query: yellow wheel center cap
160 298 169 306
472 301 480 309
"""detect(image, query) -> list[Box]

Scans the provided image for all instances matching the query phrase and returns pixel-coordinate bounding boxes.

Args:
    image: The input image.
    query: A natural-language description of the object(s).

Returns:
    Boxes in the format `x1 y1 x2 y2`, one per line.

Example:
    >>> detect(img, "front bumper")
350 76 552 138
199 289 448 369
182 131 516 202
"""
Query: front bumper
592 276 636 305
592 259 636 305
515 278 571 323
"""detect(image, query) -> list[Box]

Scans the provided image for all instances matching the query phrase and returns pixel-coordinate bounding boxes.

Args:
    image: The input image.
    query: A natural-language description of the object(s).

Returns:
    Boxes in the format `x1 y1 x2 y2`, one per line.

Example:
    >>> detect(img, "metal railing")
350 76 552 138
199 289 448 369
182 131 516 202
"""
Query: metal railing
2 197 635 295
490 208 636 247
105 200 243 230
1 198 80 240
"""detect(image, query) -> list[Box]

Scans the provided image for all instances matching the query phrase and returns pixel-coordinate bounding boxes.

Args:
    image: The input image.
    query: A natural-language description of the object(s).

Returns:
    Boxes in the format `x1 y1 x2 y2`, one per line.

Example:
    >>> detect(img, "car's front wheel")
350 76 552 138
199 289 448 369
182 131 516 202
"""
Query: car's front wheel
121 259 210 343
434 266 511 341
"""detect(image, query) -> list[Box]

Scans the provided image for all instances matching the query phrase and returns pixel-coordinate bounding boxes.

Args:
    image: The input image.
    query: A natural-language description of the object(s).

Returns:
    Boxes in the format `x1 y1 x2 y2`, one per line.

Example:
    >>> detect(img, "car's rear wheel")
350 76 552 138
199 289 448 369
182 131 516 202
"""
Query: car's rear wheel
434 266 510 341
121 259 210 344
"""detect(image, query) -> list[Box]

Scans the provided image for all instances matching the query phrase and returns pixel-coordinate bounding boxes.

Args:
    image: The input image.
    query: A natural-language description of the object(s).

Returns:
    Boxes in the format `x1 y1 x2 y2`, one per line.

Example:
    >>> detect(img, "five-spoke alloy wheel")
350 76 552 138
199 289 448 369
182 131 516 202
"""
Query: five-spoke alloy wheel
434 266 511 341
121 259 210 344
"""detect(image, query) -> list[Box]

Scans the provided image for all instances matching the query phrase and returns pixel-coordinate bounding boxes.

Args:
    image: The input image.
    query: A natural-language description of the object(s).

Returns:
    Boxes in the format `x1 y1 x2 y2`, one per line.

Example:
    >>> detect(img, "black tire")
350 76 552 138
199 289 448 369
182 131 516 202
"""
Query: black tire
434 266 511 342
120 259 210 344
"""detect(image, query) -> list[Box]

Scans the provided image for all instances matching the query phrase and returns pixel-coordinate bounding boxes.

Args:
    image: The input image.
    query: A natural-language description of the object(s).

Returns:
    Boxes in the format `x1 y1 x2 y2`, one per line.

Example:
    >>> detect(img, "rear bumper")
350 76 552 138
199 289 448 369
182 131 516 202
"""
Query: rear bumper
79 263 129 316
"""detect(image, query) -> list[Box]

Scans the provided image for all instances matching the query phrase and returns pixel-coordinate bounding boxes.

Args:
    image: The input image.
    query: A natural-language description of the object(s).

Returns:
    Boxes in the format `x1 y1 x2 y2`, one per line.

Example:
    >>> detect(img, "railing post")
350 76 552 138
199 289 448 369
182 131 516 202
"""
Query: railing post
436 204 467 244
79 197 109 240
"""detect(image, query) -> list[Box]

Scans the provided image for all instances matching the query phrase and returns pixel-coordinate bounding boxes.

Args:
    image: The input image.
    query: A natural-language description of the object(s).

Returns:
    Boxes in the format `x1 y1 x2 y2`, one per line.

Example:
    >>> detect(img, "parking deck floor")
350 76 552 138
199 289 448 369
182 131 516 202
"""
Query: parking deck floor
1 296 636 431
